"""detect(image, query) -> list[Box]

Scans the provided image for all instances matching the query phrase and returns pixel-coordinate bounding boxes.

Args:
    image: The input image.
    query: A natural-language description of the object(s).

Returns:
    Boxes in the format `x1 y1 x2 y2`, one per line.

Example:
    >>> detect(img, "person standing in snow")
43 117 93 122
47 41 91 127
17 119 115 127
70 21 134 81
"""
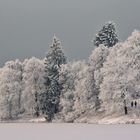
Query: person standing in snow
131 101 133 108
134 101 137 108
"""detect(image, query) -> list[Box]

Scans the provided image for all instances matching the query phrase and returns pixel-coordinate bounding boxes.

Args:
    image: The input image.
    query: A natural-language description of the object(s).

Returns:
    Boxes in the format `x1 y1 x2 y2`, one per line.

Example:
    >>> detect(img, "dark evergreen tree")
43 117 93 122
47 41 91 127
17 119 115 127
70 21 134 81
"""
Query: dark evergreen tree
94 21 119 47
39 35 67 122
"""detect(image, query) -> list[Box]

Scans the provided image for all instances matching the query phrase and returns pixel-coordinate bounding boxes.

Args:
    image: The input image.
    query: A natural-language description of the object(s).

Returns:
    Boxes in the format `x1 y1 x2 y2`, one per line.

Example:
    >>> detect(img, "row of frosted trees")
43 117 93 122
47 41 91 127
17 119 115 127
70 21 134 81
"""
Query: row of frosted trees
0 21 140 122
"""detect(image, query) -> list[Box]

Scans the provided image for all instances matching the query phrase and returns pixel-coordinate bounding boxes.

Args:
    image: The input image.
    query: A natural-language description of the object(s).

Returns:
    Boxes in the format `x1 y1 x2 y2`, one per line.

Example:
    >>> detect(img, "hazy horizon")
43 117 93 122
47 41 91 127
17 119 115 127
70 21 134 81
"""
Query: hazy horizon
1 0 140 67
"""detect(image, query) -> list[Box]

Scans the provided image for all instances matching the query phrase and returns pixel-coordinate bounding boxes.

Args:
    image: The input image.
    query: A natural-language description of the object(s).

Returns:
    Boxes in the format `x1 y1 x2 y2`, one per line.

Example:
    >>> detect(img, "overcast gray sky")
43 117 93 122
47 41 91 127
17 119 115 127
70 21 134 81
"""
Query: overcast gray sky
0 0 140 66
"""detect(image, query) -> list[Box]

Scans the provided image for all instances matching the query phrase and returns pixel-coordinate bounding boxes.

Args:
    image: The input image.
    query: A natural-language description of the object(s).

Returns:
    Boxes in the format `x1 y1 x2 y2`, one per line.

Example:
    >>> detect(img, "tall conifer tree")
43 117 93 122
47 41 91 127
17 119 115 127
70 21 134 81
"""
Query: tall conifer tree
39 35 67 122
94 21 119 47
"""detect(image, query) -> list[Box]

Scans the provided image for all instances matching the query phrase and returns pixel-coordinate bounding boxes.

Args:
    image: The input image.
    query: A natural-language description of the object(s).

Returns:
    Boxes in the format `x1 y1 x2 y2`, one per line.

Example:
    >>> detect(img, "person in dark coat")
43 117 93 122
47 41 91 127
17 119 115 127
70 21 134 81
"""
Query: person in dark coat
131 101 133 108
134 101 137 108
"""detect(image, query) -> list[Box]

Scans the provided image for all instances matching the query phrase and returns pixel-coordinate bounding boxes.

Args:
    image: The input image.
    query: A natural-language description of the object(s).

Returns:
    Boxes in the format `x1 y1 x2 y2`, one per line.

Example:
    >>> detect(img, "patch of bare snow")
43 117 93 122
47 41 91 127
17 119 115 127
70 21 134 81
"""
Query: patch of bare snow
29 117 46 123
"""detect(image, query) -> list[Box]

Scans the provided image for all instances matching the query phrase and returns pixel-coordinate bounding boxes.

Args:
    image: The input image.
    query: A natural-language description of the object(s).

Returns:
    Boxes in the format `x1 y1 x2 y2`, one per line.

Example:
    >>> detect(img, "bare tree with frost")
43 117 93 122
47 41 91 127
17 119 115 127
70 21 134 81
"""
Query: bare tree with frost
0 60 23 120
88 45 110 111
57 61 87 122
22 57 45 117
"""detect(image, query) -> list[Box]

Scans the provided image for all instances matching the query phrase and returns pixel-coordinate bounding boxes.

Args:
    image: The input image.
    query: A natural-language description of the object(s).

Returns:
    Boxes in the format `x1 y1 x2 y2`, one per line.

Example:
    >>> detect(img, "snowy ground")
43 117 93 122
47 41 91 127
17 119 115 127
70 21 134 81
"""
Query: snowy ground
1 107 140 124
2 113 140 124
0 123 139 140
0 112 140 140
76 114 140 124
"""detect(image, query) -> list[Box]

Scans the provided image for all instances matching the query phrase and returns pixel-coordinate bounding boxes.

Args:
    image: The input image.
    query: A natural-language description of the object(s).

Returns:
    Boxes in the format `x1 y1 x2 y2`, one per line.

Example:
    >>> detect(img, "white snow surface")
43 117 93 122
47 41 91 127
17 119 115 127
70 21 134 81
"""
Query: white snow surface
0 123 139 140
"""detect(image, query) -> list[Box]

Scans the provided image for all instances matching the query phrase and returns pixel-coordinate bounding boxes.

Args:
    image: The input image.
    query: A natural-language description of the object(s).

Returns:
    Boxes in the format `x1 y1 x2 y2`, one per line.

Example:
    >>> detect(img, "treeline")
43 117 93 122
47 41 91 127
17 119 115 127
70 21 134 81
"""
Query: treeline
0 21 140 122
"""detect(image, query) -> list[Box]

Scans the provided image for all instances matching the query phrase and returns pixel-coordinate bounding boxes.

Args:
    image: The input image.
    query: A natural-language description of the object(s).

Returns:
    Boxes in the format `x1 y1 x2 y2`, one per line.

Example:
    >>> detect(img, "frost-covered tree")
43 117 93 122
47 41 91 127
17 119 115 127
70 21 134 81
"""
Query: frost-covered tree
22 57 45 117
93 21 119 47
57 45 110 123
56 62 78 122
73 61 96 119
58 59 104 123
39 35 67 122
100 30 140 116
0 60 23 120
57 61 87 122
88 45 110 111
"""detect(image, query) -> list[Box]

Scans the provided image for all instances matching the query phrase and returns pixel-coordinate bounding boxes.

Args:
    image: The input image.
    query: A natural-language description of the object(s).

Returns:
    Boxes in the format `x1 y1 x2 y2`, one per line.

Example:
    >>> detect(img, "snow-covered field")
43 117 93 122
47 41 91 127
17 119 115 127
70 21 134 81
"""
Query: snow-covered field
2 113 140 124
0 123 139 140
